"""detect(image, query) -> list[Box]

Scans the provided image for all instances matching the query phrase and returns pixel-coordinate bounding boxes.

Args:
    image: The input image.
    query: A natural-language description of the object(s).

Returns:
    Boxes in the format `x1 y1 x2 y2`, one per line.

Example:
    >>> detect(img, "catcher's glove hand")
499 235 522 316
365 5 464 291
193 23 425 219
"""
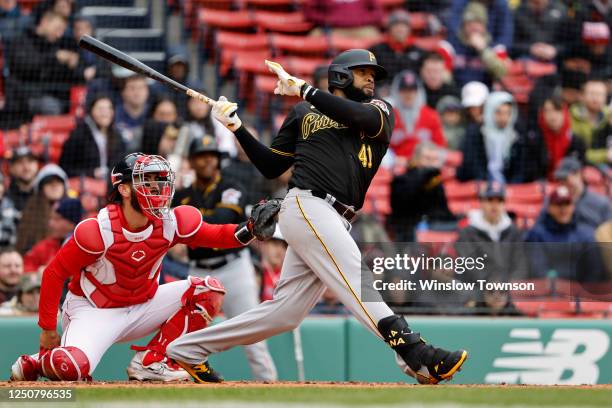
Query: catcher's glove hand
234 198 282 244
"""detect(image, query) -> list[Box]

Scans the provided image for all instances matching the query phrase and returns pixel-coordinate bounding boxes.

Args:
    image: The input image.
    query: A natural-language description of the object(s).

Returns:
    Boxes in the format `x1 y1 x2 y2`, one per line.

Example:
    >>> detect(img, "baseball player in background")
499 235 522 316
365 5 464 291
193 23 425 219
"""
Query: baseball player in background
166 50 468 385
10 153 280 382
173 135 277 381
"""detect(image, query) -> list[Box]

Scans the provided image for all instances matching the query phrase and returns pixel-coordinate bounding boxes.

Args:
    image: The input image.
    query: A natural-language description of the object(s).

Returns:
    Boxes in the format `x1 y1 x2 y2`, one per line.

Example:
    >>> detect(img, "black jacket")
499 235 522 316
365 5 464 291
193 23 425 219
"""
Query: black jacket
59 120 126 178
456 123 548 183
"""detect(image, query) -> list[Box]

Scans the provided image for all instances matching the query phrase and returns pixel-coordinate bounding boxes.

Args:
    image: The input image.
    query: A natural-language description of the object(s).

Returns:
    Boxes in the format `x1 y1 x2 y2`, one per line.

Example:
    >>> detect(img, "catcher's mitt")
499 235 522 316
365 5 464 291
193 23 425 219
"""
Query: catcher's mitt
250 198 282 240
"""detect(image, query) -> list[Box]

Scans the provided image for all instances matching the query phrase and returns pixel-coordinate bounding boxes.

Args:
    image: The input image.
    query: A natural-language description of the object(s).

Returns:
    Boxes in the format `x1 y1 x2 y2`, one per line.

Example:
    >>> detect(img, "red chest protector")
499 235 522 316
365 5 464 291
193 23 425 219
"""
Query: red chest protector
78 204 174 308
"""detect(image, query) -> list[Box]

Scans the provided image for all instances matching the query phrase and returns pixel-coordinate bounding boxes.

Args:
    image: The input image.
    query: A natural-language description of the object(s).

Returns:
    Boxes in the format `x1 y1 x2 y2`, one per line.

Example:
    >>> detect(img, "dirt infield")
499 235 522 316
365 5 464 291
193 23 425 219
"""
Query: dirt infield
2 381 611 389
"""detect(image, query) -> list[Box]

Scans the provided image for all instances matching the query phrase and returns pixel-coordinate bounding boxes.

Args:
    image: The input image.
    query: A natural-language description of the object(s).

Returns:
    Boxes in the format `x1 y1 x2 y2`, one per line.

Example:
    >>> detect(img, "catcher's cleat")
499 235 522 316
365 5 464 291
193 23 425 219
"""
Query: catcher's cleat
127 351 191 382
174 360 223 384
10 354 39 381
377 315 468 384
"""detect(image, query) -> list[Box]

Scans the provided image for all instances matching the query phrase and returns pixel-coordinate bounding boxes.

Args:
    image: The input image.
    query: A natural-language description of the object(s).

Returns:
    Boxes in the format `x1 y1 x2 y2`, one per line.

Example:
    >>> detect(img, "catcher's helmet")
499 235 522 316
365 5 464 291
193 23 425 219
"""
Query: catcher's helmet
109 152 176 220
328 49 387 91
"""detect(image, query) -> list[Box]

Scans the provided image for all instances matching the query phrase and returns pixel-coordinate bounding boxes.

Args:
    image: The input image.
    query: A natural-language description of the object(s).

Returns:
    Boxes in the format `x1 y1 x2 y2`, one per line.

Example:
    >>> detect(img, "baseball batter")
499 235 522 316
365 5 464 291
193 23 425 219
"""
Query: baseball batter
10 153 279 382
166 49 468 385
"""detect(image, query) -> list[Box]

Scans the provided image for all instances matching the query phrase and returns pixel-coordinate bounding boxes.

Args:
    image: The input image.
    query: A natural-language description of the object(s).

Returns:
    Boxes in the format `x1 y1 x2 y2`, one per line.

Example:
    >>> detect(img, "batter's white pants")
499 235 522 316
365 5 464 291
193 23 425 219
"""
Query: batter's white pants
60 279 190 374
190 250 278 381
167 188 411 373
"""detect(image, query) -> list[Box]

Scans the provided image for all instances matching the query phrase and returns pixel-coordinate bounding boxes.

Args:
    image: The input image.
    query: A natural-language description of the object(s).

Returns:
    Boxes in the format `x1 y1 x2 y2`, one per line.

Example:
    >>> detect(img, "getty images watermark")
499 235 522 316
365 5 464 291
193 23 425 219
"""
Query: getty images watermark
370 253 535 292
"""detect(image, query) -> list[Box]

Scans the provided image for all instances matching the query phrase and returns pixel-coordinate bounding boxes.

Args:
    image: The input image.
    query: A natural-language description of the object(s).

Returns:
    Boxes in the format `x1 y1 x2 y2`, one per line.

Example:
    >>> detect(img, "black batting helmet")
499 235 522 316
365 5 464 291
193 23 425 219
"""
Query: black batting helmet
328 49 387 91
188 135 221 158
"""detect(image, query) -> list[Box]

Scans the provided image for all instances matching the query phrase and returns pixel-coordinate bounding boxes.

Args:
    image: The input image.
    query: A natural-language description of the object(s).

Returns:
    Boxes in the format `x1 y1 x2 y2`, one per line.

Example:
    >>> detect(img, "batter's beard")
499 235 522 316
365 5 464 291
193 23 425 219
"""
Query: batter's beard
344 84 372 102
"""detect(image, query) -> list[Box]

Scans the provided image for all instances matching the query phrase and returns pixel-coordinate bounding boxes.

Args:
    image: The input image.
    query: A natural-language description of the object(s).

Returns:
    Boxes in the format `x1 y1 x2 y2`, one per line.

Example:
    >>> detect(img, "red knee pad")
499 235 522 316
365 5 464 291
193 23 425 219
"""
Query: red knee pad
39 347 91 381
131 276 226 359
183 276 226 322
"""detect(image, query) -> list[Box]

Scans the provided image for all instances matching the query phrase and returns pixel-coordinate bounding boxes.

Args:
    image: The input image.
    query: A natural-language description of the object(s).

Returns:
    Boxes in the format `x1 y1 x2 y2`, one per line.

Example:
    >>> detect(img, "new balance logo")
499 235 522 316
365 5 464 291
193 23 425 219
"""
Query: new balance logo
485 329 609 385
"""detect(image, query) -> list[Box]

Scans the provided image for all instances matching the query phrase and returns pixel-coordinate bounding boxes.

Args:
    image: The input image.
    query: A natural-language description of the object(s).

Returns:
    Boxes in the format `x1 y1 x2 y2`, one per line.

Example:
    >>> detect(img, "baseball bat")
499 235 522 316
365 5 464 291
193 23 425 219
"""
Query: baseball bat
78 35 215 106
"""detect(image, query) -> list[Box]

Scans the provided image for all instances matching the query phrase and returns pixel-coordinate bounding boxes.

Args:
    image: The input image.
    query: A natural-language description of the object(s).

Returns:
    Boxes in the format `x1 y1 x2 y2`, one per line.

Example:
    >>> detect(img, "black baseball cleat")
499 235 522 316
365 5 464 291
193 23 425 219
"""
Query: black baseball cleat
412 345 468 384
378 315 468 384
174 360 224 383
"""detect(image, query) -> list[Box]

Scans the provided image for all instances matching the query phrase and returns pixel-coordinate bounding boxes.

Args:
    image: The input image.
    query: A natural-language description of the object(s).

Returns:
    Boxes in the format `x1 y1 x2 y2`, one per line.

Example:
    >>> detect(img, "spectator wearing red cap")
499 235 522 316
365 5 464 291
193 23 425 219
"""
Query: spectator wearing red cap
369 9 425 93
388 70 446 160
304 0 383 39
23 198 82 274
511 0 565 61
525 185 604 282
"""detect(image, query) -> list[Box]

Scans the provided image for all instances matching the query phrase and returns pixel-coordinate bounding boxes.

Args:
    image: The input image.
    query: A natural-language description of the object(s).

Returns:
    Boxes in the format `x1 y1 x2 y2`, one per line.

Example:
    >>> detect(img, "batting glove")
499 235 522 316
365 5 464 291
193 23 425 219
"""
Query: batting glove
265 60 312 98
212 96 242 131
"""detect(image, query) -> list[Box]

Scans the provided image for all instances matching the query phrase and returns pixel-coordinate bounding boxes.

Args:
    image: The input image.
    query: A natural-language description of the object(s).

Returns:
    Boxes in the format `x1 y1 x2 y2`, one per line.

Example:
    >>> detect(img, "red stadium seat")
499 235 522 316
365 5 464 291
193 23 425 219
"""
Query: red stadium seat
504 182 543 204
501 74 533 104
69 86 87 118
328 34 382 53
216 31 269 50
235 54 273 75
415 230 459 243
1 129 25 150
198 8 254 30
447 199 480 215
443 180 478 200
255 74 278 93
270 33 329 56
241 0 305 8
284 56 329 76
413 36 443 51
253 11 313 33
445 150 463 167
525 60 557 78
31 115 76 132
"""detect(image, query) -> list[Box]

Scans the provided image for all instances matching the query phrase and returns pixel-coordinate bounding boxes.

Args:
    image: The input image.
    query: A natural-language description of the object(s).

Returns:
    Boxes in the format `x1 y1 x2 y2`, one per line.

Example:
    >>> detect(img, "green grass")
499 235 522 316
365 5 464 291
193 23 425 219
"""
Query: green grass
71 386 612 407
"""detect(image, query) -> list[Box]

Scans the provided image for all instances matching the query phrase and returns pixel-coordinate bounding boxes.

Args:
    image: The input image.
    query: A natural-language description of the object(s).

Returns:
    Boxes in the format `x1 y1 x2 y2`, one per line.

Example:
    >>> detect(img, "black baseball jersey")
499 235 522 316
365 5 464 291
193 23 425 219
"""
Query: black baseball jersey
271 99 394 209
172 175 247 260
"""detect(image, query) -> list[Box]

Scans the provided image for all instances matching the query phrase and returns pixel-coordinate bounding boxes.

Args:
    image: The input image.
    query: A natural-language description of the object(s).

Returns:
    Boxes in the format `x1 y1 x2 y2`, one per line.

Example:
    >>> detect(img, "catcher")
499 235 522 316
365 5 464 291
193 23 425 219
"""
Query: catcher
10 153 280 382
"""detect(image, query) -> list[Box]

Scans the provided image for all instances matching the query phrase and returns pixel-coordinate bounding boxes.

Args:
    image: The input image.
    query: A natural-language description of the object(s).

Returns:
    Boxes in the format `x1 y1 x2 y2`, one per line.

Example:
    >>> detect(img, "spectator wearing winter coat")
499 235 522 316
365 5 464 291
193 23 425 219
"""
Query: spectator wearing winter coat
537 95 586 179
420 52 460 109
390 142 456 242
6 146 39 214
461 81 489 126
553 157 612 229
389 70 446 160
369 10 425 92
448 0 514 51
0 173 18 250
448 2 508 87
15 164 68 254
511 0 565 61
437 96 466 150
23 198 82 274
457 181 527 283
570 78 610 164
525 185 604 282
59 95 126 178
457 92 547 183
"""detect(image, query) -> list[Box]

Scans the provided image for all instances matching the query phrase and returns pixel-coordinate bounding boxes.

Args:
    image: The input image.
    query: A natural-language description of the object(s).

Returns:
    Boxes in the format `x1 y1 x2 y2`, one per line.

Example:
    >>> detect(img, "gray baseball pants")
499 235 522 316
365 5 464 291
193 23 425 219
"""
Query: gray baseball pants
168 188 412 376
189 249 277 381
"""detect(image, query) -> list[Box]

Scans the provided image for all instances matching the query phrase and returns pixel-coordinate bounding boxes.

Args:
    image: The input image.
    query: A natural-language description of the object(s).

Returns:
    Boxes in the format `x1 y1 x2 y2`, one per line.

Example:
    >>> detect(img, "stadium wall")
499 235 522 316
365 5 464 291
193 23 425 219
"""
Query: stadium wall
0 317 610 384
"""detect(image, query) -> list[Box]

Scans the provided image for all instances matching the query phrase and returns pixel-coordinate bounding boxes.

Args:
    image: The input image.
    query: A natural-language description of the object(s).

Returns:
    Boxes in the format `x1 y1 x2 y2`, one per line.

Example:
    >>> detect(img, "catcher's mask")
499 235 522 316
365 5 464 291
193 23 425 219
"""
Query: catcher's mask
110 153 175 220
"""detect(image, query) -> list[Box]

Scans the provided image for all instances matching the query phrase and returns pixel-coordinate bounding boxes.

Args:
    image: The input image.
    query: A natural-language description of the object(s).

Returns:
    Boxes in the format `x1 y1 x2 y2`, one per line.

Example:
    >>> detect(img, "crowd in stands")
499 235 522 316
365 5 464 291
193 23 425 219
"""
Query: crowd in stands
0 0 610 318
